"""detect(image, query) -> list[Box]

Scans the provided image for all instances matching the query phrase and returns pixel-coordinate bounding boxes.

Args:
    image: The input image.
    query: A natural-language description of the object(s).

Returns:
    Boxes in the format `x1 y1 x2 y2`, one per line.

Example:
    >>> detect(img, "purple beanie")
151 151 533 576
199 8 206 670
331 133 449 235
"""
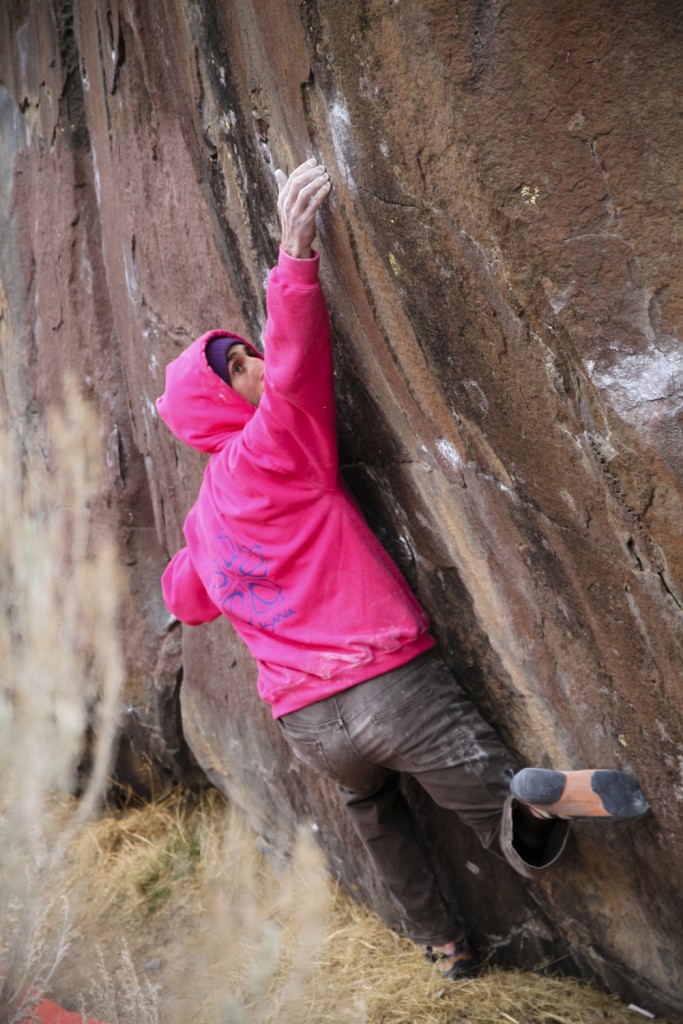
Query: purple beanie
206 335 243 384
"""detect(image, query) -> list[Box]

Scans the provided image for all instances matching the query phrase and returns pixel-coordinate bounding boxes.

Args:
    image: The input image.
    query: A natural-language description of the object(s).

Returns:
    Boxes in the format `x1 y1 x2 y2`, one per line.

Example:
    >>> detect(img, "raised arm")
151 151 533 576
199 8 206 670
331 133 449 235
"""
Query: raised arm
240 159 337 487
265 157 333 411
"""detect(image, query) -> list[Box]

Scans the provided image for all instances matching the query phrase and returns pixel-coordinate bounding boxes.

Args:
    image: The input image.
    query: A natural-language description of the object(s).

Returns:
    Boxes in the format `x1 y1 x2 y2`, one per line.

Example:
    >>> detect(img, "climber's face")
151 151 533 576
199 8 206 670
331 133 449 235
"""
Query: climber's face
226 344 264 407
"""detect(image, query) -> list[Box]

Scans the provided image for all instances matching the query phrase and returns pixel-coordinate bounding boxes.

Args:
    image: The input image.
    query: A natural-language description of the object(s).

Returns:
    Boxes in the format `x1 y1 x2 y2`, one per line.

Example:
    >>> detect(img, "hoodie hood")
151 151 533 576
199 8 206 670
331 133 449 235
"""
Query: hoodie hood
156 329 264 453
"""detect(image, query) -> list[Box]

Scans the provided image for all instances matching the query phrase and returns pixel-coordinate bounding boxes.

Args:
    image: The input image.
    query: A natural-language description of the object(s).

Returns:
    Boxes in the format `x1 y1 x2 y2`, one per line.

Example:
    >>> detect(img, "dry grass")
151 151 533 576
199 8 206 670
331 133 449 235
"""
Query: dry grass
46 788 668 1024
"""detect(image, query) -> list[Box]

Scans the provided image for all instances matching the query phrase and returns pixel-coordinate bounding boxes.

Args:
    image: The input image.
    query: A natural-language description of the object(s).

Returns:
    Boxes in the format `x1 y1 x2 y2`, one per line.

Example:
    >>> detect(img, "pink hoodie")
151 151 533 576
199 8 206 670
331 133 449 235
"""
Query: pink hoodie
157 247 434 717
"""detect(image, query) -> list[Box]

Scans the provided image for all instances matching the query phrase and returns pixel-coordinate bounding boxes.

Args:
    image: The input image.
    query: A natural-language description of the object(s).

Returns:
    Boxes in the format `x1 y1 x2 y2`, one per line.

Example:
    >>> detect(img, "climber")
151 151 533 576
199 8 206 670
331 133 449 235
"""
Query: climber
156 158 650 979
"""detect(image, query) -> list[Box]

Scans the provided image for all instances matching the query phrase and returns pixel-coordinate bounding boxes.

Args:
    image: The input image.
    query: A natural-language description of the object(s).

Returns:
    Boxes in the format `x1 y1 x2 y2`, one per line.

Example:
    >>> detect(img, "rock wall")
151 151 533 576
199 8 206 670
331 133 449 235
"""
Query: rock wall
1 0 682 1015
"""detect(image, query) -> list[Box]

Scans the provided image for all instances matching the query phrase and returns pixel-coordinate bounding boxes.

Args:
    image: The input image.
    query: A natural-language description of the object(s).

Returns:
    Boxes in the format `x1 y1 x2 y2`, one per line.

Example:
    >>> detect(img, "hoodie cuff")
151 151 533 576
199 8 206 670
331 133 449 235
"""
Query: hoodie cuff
277 245 320 283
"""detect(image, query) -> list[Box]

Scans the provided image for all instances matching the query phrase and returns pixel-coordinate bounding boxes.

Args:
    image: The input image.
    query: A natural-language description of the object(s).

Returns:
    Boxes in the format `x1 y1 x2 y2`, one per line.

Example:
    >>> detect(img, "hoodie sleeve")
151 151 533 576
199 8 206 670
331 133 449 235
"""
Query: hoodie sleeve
161 546 221 625
240 247 338 488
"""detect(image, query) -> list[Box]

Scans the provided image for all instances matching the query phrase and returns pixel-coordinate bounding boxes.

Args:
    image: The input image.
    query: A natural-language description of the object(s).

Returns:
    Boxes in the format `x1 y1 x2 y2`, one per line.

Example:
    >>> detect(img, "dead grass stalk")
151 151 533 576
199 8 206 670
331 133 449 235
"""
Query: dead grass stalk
0 379 123 1021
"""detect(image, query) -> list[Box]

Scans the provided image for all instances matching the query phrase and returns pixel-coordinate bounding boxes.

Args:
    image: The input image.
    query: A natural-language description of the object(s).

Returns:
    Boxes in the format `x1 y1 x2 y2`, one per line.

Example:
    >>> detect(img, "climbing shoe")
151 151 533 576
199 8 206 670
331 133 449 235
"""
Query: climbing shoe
425 933 478 980
510 768 650 821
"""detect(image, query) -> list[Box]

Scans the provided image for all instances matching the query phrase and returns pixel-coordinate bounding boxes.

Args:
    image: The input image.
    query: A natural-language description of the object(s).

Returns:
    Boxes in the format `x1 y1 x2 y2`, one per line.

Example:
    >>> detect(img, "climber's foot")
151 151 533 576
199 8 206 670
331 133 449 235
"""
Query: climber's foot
509 768 650 821
425 933 478 980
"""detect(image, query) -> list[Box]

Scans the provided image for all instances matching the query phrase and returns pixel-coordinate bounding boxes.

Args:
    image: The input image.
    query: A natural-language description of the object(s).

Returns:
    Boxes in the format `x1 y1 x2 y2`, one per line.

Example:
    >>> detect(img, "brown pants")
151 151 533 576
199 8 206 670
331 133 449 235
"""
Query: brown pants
279 649 568 946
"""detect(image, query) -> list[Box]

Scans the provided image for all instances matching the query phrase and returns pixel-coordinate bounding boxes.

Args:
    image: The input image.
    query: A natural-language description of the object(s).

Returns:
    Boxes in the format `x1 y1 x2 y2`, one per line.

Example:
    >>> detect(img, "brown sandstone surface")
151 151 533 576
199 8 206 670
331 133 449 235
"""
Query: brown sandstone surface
1 1 681 1014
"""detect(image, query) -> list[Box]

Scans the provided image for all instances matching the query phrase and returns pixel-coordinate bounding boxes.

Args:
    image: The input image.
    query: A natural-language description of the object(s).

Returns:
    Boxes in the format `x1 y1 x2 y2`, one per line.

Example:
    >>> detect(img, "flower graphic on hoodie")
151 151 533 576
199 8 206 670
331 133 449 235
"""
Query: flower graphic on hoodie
212 531 295 633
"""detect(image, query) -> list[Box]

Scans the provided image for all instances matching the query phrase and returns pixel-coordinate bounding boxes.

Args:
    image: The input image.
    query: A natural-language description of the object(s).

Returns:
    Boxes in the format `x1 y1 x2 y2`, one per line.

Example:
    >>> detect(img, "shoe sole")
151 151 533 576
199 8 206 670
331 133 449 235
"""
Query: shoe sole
425 945 479 980
510 768 650 821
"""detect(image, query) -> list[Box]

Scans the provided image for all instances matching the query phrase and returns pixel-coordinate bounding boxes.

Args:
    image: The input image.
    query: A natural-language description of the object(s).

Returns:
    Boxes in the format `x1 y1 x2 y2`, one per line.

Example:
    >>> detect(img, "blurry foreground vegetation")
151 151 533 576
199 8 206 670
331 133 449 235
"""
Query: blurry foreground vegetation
0 380 122 1023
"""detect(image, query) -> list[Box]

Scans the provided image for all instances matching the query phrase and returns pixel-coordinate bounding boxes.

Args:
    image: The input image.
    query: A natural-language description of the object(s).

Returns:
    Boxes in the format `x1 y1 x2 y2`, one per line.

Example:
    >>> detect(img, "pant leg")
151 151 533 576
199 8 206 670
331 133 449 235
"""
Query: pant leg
279 695 461 945
338 774 459 944
340 651 569 879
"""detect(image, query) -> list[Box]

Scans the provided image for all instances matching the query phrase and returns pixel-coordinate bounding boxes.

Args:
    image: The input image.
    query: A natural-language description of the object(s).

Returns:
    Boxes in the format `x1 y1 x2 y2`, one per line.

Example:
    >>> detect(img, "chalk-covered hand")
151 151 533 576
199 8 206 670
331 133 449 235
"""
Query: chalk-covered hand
274 159 331 259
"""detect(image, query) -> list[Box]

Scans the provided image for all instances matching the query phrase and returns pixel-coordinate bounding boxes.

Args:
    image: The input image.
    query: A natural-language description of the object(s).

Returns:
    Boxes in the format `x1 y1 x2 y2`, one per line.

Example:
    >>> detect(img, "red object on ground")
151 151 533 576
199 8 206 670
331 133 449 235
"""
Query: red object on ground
27 996 108 1023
